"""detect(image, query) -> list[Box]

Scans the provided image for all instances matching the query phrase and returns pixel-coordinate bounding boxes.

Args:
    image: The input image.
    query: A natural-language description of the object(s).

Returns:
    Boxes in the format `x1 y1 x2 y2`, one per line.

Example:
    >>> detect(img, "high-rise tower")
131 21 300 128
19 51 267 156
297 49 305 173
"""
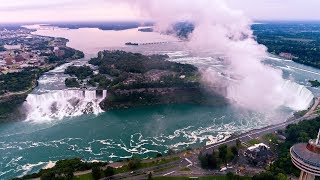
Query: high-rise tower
290 129 320 180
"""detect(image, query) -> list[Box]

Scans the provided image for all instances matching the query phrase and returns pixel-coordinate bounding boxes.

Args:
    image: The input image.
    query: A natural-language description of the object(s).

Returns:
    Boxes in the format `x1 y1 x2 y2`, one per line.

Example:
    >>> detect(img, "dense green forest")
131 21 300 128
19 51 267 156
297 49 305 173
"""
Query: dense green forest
85 50 200 91
18 158 109 180
253 22 320 68
80 50 227 110
64 65 93 80
65 78 80 88
0 68 40 94
89 50 196 75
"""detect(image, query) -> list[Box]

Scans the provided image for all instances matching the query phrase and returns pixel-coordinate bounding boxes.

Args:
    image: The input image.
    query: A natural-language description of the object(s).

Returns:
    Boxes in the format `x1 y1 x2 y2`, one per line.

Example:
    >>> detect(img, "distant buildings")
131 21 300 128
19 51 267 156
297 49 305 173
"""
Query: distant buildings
0 28 67 74
290 129 320 180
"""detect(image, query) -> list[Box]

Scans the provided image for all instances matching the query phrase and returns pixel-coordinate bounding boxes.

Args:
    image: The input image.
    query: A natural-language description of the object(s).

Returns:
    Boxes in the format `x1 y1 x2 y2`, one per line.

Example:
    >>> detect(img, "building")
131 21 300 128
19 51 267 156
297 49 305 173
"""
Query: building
54 49 65 57
290 129 320 180
4 44 21 50
244 143 273 167
279 52 294 60
4 57 13 65
15 55 25 62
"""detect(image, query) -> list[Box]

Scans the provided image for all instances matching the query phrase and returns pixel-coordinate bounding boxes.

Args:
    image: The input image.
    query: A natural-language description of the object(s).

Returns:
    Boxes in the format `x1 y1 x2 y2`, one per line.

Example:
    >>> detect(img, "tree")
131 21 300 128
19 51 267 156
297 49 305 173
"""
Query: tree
65 78 80 88
128 157 141 170
226 172 234 180
231 146 238 156
40 171 55 180
277 173 287 180
252 172 277 180
147 172 153 180
198 151 218 169
63 168 74 180
92 167 102 180
103 166 115 177
198 152 209 169
156 153 163 158
236 139 241 148
218 145 228 161
65 65 93 80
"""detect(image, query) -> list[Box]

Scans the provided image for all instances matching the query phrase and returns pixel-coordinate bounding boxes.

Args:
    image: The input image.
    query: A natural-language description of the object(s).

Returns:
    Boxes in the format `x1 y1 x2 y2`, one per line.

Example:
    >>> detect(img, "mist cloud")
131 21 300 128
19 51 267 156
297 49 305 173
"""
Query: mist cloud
120 0 309 111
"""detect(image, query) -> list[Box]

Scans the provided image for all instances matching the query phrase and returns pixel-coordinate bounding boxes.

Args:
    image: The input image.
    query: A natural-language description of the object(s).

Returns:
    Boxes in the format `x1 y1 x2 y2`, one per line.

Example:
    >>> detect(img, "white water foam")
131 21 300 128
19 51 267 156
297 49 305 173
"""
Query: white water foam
282 80 314 110
24 90 107 121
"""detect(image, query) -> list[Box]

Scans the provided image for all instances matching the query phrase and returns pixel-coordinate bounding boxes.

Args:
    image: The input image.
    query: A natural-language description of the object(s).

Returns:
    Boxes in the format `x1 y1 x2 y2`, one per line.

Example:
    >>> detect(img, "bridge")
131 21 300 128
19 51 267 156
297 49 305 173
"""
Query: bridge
125 40 183 46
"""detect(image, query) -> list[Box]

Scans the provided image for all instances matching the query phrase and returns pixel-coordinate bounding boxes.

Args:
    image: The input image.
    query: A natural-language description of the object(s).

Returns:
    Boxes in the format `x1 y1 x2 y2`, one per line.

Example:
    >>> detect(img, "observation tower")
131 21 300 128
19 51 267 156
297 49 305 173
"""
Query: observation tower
290 129 320 180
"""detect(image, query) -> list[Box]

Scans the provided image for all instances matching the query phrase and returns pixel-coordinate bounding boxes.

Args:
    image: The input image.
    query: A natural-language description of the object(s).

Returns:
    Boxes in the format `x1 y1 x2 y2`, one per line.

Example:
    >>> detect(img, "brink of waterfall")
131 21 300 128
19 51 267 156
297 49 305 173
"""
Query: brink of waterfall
24 90 107 121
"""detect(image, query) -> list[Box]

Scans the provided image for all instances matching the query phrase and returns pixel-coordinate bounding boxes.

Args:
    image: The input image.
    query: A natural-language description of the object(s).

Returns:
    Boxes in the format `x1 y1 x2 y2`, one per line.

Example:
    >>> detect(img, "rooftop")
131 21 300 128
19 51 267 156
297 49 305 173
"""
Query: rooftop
247 143 270 151
291 143 320 168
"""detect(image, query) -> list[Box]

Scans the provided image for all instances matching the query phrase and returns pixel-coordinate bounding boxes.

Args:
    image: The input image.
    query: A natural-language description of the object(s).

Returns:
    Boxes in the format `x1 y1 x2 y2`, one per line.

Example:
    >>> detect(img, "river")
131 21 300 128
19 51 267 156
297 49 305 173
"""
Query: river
0 25 319 178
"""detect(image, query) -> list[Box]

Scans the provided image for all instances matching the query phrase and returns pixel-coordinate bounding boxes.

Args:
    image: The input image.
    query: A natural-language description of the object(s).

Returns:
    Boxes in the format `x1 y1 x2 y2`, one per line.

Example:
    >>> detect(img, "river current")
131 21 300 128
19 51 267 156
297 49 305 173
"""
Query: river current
0 25 319 178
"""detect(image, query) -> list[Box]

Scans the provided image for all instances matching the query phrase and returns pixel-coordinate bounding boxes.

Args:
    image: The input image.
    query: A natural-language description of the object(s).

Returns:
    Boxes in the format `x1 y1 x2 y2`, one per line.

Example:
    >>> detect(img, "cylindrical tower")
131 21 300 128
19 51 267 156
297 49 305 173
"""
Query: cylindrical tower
290 130 320 180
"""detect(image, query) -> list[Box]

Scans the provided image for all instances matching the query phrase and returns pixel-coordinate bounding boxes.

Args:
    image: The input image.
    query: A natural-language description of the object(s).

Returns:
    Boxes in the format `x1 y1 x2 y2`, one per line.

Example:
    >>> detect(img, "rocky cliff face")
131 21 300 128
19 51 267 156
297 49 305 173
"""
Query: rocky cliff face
100 87 227 111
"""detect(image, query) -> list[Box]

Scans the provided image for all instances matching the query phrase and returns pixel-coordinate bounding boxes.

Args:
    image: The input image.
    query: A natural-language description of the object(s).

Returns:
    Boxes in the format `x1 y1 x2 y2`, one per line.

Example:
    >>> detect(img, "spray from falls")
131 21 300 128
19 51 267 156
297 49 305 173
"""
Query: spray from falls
119 0 314 111
24 90 107 121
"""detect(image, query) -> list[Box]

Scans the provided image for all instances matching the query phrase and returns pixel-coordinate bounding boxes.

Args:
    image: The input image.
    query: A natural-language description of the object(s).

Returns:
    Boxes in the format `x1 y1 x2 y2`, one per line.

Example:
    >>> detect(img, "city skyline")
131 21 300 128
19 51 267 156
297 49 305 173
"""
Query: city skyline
1 0 320 23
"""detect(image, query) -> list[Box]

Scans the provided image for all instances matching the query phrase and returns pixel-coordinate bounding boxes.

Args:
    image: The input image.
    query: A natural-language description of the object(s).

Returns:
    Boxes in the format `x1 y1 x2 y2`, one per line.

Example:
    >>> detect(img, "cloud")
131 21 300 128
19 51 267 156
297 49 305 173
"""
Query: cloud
0 0 76 11
0 0 138 23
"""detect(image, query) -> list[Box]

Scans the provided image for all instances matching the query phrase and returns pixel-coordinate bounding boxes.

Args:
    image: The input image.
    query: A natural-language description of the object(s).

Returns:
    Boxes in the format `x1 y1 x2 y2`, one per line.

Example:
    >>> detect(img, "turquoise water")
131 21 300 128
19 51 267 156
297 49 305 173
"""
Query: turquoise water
0 104 279 178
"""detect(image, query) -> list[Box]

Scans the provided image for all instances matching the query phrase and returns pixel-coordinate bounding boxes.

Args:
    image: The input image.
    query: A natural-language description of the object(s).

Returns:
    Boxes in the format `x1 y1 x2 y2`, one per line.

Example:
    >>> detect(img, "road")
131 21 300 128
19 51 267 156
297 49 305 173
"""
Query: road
305 97 320 116
98 98 320 179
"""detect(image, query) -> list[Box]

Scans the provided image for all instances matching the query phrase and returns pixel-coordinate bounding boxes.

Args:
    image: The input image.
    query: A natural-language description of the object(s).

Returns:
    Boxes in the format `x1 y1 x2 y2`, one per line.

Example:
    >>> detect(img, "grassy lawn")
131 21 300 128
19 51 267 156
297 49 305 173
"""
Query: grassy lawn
247 138 260 145
115 157 180 174
73 173 93 180
154 164 179 173
179 167 191 171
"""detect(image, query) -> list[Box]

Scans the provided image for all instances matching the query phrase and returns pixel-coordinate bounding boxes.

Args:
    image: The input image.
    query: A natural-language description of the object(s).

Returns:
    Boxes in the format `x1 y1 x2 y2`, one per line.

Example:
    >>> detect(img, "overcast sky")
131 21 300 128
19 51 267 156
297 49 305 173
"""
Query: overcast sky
0 0 319 23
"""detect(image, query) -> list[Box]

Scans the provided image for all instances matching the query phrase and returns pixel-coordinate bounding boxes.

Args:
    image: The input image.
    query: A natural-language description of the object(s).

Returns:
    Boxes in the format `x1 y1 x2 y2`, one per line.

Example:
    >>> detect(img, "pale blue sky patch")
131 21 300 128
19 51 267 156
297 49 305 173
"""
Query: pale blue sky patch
0 0 320 23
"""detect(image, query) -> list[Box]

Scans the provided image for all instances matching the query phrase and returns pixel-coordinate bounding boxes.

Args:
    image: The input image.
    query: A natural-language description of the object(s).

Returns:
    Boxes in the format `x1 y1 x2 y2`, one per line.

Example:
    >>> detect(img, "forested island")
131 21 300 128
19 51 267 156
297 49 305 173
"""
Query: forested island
64 50 227 110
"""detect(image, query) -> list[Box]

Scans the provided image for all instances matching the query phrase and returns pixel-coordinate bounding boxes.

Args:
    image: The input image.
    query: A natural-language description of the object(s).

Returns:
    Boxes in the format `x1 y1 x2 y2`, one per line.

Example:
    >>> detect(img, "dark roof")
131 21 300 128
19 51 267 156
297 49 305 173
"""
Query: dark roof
291 143 320 168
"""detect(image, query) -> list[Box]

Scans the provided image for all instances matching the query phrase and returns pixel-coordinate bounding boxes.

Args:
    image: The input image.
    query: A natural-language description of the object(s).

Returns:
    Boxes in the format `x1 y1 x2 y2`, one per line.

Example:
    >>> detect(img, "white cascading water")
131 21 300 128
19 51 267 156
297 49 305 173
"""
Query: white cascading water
282 80 314 110
24 90 107 121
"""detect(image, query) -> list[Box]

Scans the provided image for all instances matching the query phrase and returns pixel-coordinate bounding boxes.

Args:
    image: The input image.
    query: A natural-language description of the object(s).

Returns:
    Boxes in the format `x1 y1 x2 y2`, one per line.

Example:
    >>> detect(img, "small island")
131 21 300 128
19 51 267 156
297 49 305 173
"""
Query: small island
65 50 227 110
125 42 139 46
309 80 320 87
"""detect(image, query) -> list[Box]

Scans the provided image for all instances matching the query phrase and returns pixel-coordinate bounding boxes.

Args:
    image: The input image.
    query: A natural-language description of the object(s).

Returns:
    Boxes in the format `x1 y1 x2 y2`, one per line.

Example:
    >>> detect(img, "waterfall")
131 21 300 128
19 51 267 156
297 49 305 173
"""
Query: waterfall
24 90 107 121
282 80 314 111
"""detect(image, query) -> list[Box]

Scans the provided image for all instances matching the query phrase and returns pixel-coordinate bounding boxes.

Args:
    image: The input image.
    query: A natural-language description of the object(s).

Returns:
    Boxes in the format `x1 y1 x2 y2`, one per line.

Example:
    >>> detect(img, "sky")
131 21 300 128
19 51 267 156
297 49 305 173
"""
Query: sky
0 0 320 23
